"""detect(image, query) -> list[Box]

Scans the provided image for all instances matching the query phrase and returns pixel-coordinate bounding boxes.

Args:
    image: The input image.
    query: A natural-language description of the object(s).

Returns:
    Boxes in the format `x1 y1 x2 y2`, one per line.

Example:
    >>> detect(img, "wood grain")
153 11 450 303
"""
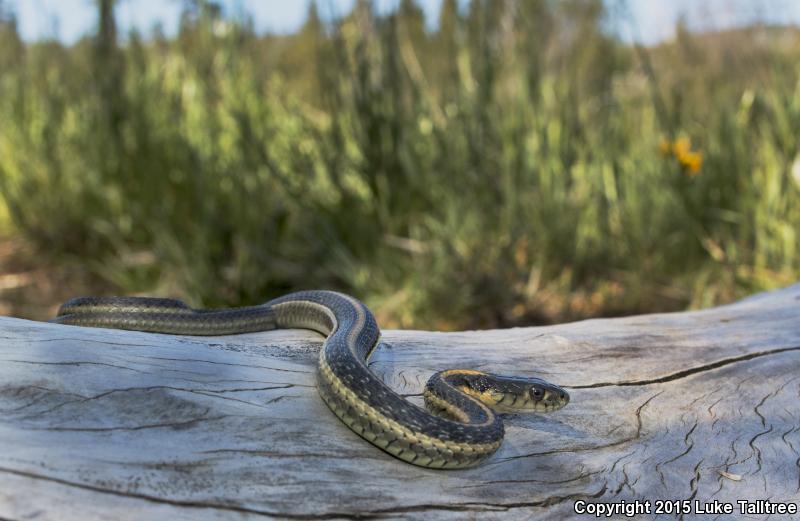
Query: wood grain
1 284 799 520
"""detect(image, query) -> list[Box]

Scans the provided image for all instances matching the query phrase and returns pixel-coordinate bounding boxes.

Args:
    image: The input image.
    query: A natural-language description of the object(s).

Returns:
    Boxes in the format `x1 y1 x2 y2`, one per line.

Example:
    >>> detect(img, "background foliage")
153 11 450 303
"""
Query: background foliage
0 0 798 329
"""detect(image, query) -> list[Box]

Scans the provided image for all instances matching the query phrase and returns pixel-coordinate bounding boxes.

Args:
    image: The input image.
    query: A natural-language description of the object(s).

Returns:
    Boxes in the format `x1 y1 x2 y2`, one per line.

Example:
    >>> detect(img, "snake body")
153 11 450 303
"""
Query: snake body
53 290 569 468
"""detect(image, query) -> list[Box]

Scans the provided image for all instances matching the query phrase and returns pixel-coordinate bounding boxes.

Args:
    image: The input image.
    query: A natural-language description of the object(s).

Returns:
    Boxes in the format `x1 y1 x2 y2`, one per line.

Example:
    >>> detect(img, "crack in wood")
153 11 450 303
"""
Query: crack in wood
655 420 697 483
356 483 610 516
570 346 800 388
136 355 313 374
2 359 147 373
747 425 773 476
608 449 638 496
12 384 300 420
779 426 800 493
680 459 704 521
456 467 606 489
28 412 225 432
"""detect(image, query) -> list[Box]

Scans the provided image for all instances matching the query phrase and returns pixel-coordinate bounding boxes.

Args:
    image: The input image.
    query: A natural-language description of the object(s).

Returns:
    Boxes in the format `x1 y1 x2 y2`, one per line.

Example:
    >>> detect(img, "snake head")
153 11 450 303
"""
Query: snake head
477 374 570 413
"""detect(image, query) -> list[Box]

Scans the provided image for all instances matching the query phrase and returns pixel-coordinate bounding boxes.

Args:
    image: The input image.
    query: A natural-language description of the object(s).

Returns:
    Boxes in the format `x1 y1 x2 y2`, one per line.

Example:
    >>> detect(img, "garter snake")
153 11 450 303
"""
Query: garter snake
52 290 569 468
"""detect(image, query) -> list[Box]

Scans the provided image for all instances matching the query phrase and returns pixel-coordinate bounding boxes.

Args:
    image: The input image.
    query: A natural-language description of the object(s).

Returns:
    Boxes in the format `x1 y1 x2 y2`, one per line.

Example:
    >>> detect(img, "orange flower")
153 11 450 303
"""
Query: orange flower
679 151 703 175
672 137 691 157
659 136 703 175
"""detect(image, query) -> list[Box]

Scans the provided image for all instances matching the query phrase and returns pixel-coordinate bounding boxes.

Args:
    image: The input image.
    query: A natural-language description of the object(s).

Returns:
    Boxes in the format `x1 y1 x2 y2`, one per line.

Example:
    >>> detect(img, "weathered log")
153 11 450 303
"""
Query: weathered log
1 285 799 520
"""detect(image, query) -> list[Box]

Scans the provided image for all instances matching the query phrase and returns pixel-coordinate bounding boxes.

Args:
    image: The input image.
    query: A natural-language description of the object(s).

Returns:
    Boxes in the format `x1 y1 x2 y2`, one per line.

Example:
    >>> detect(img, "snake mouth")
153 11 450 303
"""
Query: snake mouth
539 395 569 412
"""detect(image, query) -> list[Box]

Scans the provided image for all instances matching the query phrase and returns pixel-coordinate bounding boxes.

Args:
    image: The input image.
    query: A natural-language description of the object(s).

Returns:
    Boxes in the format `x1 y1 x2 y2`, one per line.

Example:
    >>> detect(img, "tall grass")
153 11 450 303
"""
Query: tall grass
0 0 798 328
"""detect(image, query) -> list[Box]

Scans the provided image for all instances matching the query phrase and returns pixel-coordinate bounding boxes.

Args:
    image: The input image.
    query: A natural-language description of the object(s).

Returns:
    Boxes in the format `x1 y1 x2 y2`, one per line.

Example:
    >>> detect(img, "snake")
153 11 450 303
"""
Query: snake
52 290 570 469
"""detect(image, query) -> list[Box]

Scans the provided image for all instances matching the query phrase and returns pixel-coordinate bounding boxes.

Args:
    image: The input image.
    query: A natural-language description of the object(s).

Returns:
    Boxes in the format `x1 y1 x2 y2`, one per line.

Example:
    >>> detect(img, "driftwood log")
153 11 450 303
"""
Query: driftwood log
1 285 799 520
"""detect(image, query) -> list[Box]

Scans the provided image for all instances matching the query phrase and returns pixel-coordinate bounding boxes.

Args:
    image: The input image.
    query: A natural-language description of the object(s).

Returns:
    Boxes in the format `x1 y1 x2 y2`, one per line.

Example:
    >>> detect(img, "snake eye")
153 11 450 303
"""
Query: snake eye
532 388 543 399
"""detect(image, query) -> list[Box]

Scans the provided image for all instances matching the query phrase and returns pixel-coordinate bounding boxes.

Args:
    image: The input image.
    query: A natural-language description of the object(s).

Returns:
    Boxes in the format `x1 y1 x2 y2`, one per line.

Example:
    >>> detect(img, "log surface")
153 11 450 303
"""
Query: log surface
1 285 799 520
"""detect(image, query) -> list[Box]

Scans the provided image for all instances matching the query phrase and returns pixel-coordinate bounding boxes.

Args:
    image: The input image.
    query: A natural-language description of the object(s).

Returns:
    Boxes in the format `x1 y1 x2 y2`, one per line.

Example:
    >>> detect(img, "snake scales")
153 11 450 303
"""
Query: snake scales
53 290 569 468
